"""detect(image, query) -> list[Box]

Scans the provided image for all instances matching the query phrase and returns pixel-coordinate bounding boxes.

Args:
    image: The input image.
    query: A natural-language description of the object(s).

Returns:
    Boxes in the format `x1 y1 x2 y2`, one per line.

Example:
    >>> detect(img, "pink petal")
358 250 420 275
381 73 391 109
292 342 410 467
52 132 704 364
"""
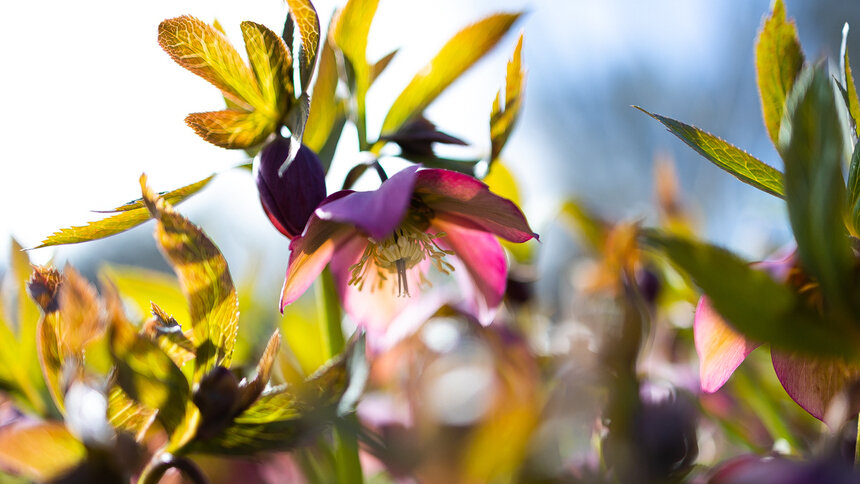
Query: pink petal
280 218 354 310
414 168 537 243
433 219 507 324
329 235 428 341
315 166 419 240
771 351 860 421
694 297 760 393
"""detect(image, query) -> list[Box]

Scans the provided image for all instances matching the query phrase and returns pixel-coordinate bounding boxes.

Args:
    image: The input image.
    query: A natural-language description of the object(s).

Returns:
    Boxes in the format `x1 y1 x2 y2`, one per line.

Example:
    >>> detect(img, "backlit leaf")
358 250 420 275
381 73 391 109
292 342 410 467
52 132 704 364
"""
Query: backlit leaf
331 0 379 132
57 266 103 356
35 175 214 248
370 49 398 86
636 107 785 198
779 66 853 314
643 231 859 359
107 384 158 442
141 175 239 382
186 109 276 149
490 33 525 163
158 16 265 111
30 266 66 414
849 142 860 236
241 21 293 119
843 26 860 139
284 0 320 89
100 265 190 329
0 421 85 481
304 36 340 154
755 0 804 148
380 12 521 136
238 330 281 409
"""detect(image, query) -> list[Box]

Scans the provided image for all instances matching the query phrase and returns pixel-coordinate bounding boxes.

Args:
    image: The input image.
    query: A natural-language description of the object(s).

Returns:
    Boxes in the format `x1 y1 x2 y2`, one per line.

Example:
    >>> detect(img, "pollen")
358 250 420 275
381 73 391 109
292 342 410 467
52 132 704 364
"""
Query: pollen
348 219 455 297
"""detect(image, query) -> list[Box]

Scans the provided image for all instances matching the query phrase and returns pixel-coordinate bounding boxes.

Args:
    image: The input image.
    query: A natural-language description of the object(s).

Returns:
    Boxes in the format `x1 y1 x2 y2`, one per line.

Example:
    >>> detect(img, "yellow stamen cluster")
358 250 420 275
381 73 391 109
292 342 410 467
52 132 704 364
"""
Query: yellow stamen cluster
348 219 455 297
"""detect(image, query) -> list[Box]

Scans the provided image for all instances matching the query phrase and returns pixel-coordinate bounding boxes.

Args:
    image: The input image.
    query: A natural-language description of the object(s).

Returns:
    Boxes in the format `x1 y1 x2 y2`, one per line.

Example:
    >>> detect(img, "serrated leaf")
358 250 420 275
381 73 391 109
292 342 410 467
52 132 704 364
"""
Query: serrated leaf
755 0 805 148
145 302 197 369
380 12 521 137
158 16 265 111
0 421 85 481
636 107 785 198
35 175 214 248
141 176 239 383
779 66 853 314
186 109 276 149
284 0 320 89
241 21 293 119
643 231 860 359
107 282 189 436
107 384 158 442
490 34 525 163
304 36 340 154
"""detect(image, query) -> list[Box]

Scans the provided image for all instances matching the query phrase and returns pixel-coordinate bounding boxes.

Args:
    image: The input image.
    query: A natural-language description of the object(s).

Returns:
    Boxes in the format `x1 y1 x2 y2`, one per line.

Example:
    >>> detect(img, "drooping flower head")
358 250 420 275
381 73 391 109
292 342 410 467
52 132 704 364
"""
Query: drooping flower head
280 166 537 336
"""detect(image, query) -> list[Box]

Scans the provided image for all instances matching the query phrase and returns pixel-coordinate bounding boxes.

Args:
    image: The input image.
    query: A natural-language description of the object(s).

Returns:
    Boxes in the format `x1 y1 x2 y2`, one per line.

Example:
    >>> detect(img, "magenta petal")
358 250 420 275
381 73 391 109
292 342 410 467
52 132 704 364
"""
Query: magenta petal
433 219 507 322
415 168 537 243
771 351 860 422
316 166 419 240
694 297 759 393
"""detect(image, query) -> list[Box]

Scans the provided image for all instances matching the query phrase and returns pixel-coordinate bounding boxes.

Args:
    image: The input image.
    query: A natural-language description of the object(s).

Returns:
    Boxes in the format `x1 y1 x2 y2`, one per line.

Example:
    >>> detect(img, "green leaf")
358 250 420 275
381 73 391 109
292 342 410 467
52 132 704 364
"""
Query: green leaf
380 12 522 137
107 282 190 436
331 0 379 99
642 231 860 359
185 109 276 149
304 36 341 154
0 421 85 481
370 49 398 86
755 0 805 148
284 0 320 90
106 384 158 442
100 265 190 329
490 33 525 163
842 25 860 139
849 142 860 236
141 176 239 383
636 107 785 198
158 16 265 111
779 66 854 314
241 21 293 119
35 175 214 248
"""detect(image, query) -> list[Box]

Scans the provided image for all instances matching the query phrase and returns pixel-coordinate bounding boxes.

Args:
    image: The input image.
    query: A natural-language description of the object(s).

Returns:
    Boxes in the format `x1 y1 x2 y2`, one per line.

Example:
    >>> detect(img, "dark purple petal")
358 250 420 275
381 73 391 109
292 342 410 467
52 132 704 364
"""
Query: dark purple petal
256 136 326 238
414 168 537 242
771 351 860 422
380 116 467 156
316 165 419 240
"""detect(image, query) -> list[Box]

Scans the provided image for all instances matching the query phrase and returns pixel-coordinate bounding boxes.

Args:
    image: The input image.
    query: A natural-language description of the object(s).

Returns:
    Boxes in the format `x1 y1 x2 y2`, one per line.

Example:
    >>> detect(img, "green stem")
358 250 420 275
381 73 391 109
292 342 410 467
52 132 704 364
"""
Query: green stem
315 268 363 484
138 452 208 484
855 416 860 466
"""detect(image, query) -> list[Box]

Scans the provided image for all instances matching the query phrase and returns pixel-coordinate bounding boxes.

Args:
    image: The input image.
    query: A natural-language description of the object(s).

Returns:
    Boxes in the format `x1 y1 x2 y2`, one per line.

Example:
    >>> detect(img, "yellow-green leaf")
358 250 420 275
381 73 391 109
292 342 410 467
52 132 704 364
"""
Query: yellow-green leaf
484 162 532 262
158 16 265 111
844 35 860 139
0 421 85 481
304 36 340 153
380 12 521 136
141 175 239 382
490 34 525 163
100 265 191 328
35 175 214 248
755 0 804 148
186 109 276 149
107 384 158 442
370 49 398 86
332 0 380 130
57 266 103 356
241 21 293 119
284 0 320 88
29 266 66 414
636 107 785 198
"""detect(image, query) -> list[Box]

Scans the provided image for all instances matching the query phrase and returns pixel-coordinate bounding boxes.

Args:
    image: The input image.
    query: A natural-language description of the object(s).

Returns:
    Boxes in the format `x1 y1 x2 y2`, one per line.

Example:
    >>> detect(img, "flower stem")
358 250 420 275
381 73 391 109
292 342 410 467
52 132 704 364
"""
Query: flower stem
855 417 860 466
315 268 364 484
138 452 208 484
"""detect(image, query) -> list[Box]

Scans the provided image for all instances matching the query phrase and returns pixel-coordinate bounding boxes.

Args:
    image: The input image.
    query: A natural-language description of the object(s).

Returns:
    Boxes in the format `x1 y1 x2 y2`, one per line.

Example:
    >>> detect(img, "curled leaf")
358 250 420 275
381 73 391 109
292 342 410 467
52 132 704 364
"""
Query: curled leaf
490 33 526 163
284 0 320 89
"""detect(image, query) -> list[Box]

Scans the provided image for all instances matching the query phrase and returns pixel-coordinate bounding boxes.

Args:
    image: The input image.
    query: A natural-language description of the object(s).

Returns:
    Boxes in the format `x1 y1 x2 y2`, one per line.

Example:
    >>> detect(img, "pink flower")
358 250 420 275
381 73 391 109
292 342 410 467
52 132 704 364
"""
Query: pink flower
279 166 537 336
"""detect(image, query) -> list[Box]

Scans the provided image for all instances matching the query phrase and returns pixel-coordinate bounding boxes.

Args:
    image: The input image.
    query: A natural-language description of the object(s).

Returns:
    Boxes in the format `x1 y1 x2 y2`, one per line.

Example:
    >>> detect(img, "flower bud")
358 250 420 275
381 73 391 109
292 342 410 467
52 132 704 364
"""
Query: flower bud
255 136 326 238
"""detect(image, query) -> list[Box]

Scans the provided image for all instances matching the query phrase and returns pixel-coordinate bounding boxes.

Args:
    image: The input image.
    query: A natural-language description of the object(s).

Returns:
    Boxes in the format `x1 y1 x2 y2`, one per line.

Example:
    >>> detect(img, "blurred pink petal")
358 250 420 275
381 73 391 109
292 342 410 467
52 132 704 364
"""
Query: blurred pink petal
415 168 537 242
280 221 354 310
694 297 760 393
771 351 860 422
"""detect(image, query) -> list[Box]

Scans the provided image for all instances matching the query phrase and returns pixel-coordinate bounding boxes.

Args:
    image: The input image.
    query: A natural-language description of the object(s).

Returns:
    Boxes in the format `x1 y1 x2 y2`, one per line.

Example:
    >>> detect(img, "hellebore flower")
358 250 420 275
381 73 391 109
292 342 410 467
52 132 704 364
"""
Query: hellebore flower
279 165 537 336
695 251 860 421
255 136 327 239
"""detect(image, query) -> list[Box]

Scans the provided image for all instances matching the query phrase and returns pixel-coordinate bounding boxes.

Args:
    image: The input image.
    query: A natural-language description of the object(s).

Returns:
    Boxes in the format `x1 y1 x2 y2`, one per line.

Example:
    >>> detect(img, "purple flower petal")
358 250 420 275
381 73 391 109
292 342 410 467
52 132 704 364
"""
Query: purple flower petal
414 168 537 243
771 350 860 422
316 166 419 240
694 297 760 393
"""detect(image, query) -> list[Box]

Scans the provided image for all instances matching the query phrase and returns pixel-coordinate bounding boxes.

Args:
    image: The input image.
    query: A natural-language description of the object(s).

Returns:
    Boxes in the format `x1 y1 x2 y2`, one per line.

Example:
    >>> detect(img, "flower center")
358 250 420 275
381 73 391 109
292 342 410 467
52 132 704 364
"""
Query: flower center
348 199 454 297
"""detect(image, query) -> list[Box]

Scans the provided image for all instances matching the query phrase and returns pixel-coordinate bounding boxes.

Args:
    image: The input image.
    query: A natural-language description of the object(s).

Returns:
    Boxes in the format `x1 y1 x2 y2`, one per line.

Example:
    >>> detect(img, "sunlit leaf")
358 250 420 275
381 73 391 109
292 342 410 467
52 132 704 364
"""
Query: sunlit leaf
779 66 853 314
843 26 860 139
100 265 190 328
35 175 215 248
29 266 66 414
237 331 281 410
107 384 158 442
158 16 265 111
849 142 860 236
331 0 379 134
241 21 293 118
0 421 85 481
284 0 320 89
186 109 276 149
755 0 804 148
304 36 340 154
380 12 521 136
642 231 859 359
144 302 197 370
490 33 525 163
141 175 239 382
370 49 398 85
484 162 533 262
636 107 785 198
57 266 103 356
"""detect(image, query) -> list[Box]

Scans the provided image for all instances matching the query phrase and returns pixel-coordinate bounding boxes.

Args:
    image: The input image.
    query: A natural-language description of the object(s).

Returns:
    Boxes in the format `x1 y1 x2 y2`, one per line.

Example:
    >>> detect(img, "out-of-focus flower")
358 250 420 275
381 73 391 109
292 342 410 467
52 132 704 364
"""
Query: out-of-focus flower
708 453 860 484
255 136 326 239
279 166 537 336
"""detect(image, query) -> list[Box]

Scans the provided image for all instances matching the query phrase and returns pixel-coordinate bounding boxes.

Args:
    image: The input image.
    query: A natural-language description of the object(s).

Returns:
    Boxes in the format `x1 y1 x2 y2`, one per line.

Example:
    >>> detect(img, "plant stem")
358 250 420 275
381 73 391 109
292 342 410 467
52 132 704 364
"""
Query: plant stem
138 452 208 484
855 416 860 466
315 267 364 484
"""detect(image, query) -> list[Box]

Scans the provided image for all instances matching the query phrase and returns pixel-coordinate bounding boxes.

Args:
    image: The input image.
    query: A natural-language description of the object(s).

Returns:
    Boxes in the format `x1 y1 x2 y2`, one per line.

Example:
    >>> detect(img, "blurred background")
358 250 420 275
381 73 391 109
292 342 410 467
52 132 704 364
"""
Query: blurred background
0 0 858 310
